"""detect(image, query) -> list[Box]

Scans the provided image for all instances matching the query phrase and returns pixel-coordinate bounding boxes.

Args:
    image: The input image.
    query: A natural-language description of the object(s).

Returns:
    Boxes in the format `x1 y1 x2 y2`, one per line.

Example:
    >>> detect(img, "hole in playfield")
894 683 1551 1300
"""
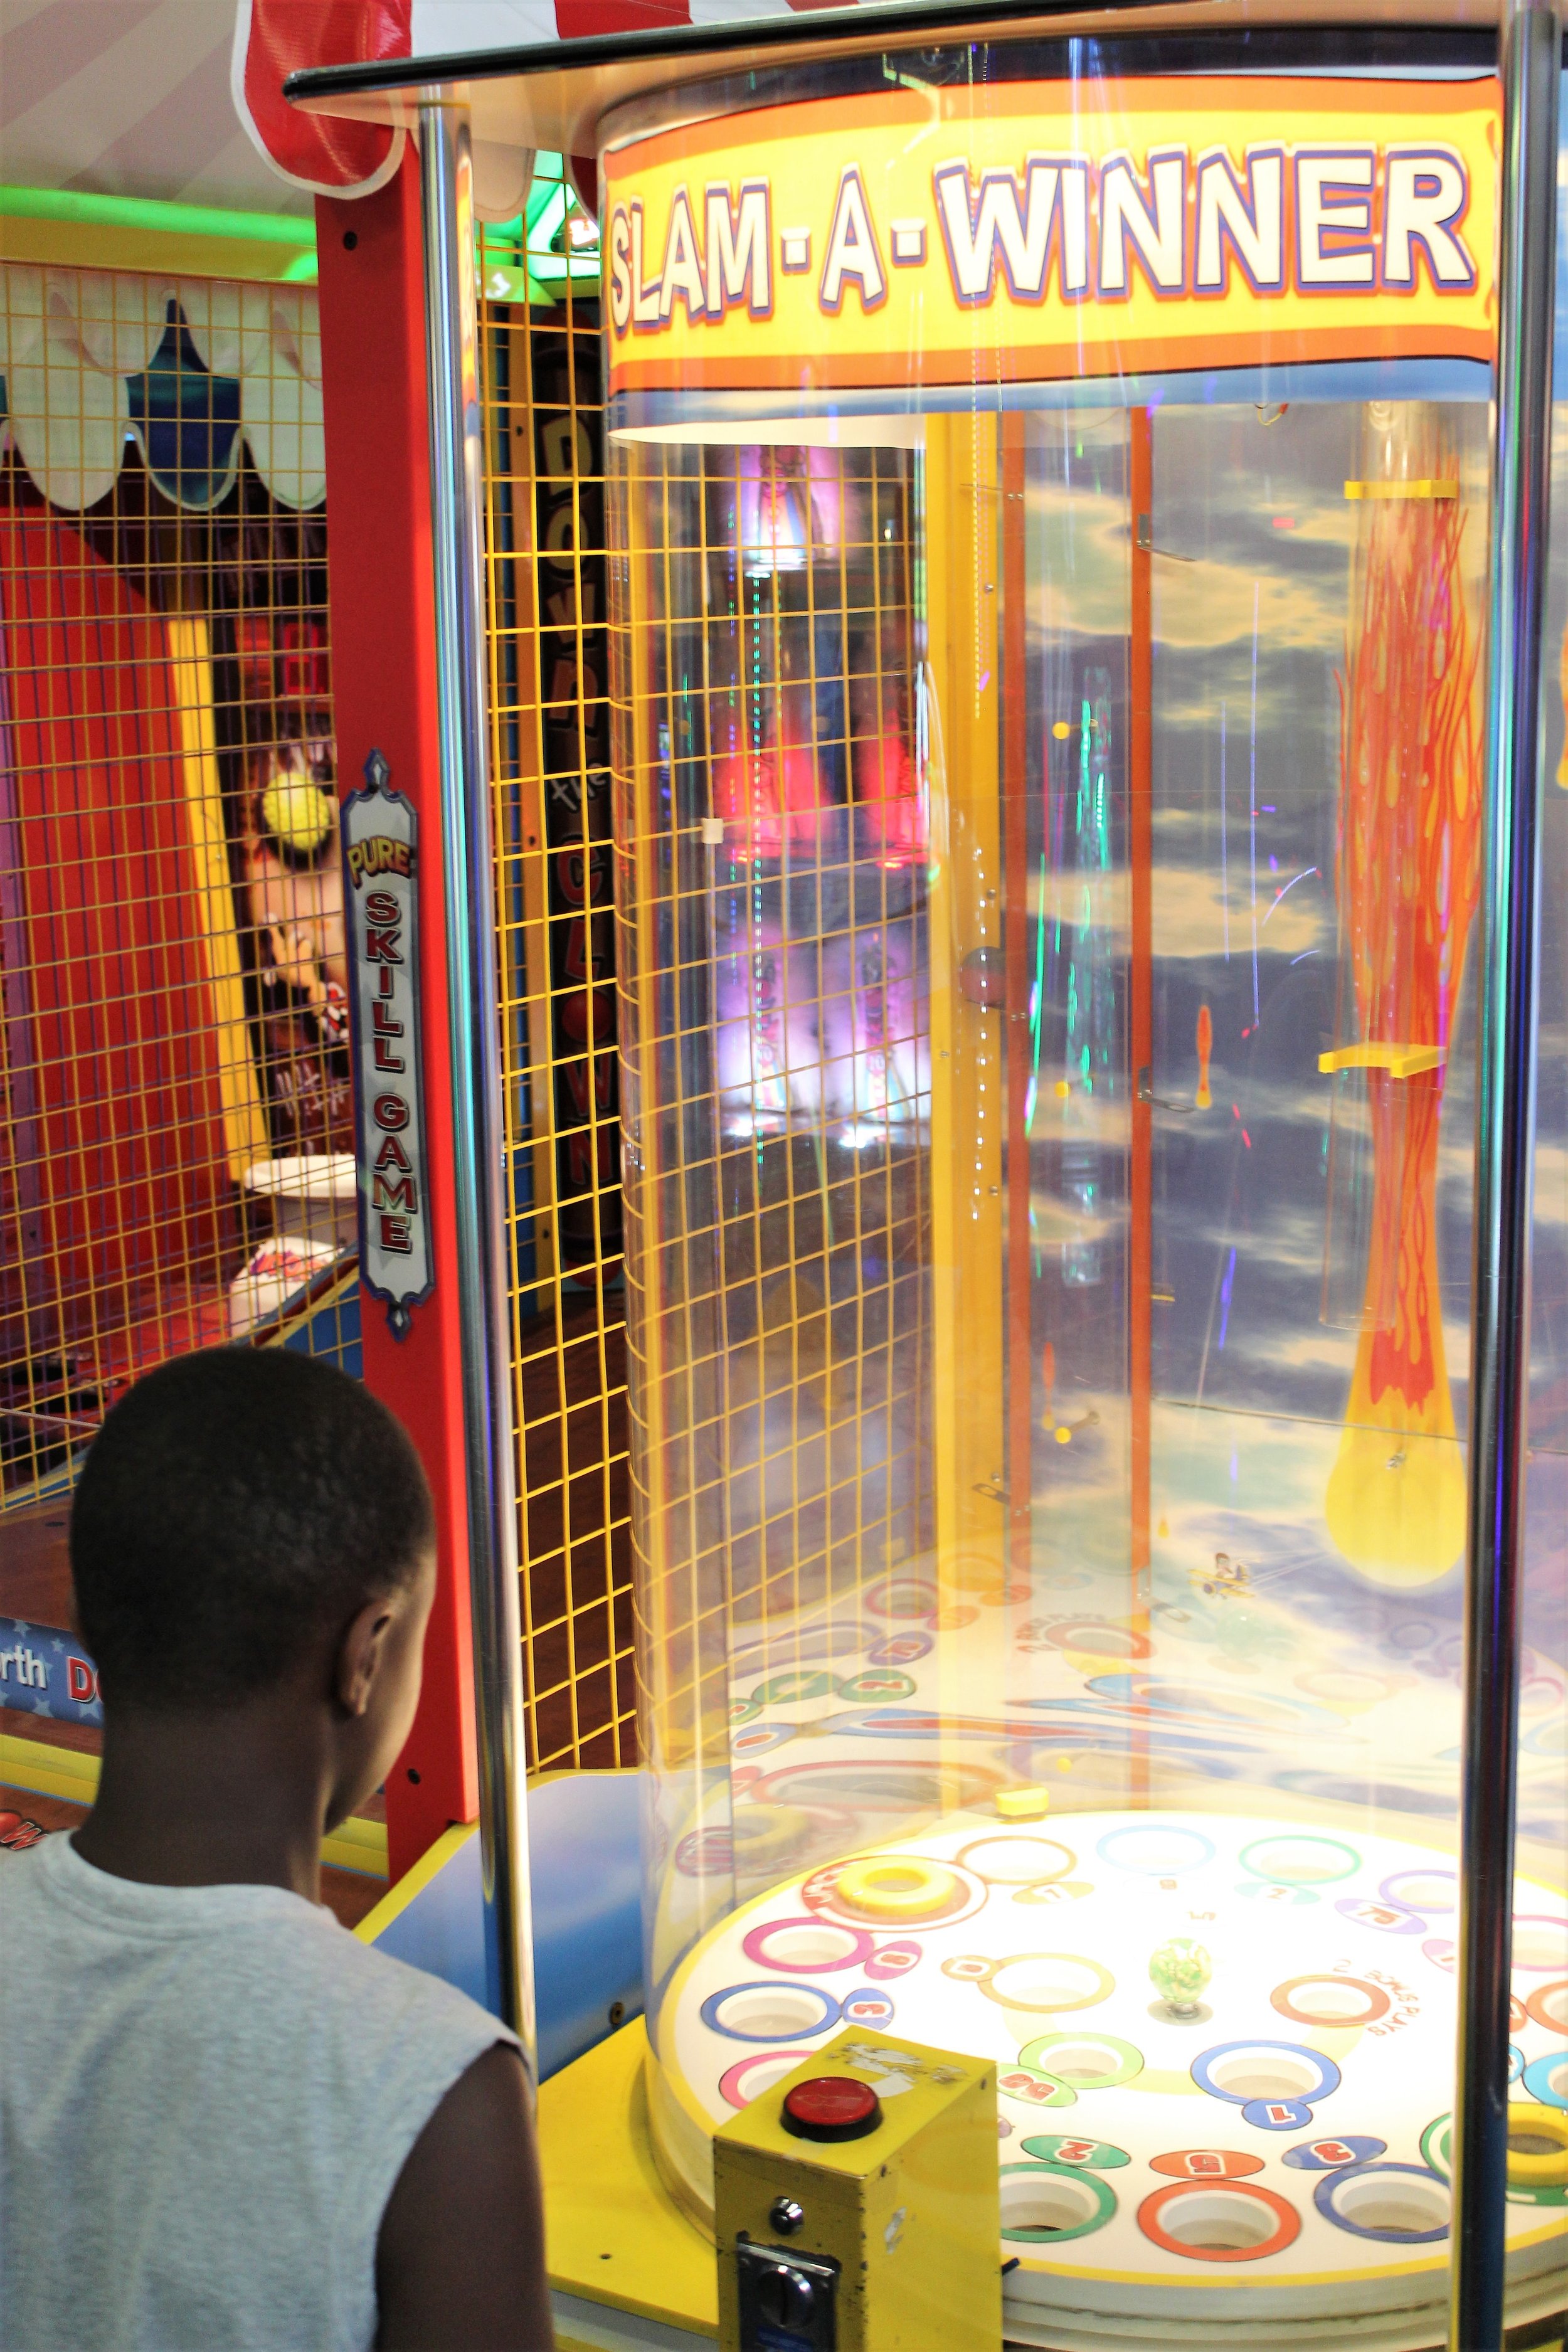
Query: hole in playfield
1282 1979 1378 2021
1000 2171 1101 2235
1161 2190 1276 2250
1509 2132 1562 2156
714 1986 828 2038
763 1926 861 1968
1209 2049 1320 2100
1039 2041 1121 2084
1332 2173 1448 2237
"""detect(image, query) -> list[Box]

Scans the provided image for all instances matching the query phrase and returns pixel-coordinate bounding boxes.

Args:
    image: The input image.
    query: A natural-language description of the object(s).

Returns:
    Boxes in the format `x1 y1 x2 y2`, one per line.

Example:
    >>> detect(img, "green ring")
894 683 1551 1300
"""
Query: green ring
1018 2031 1145 2089
999 2161 1117 2243
1421 2114 1453 2179
1239 1833 1362 1888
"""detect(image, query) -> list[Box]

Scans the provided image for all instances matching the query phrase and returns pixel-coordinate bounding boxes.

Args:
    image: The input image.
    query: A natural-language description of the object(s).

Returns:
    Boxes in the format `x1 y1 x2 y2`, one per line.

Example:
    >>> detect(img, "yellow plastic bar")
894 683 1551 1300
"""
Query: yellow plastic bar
923 414 1007 1747
1318 1042 1448 1078
1343 480 1459 501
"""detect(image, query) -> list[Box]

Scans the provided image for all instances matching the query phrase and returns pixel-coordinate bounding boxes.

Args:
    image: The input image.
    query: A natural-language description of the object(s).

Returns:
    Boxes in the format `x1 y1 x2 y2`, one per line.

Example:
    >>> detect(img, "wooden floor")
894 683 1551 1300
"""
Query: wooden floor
0 1775 383 1929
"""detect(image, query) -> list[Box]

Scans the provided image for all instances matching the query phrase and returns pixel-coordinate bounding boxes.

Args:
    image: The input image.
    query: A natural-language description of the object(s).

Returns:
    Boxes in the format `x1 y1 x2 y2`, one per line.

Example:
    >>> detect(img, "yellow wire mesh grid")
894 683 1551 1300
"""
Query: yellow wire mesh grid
1 262 355 1522
480 172 637 1774
610 435 931 1825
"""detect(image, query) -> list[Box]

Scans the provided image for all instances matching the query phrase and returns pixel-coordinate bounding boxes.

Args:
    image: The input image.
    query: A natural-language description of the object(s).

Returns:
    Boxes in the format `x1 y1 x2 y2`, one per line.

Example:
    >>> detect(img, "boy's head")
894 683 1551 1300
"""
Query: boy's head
72 1348 435 1724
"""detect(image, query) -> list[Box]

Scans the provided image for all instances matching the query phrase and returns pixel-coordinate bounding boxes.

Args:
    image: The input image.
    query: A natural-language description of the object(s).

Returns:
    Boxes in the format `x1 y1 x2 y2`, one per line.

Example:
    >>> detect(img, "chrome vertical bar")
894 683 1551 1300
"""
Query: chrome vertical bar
419 97 536 2062
1451 9 1557 2346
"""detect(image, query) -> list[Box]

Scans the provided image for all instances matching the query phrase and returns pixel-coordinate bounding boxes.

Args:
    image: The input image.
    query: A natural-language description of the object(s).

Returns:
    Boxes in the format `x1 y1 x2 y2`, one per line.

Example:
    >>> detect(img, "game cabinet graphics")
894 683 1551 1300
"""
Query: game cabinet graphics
342 752 434 1337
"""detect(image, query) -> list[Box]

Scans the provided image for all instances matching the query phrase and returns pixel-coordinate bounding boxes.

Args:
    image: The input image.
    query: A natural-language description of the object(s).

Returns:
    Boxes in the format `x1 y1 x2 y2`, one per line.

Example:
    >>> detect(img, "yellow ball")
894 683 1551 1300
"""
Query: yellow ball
261 772 334 857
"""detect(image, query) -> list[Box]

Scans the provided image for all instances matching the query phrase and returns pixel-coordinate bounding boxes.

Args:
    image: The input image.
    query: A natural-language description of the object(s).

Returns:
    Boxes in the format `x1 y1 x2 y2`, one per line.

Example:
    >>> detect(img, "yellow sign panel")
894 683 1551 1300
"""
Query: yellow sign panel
604 76 1498 395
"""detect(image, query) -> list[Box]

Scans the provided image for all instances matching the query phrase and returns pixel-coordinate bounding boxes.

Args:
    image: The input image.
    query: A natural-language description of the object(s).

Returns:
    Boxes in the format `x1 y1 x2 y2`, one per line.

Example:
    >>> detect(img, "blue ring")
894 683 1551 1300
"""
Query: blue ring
1314 2161 1449 2244
700 1981 841 2044
1096 1823 1216 1877
1523 2050 1568 2111
1192 2040 1341 2107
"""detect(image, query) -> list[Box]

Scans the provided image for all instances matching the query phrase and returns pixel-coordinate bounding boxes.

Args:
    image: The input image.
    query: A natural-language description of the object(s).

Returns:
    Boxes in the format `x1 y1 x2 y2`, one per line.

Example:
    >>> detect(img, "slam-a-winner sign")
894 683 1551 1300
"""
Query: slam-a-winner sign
604 75 1498 395
342 751 433 1338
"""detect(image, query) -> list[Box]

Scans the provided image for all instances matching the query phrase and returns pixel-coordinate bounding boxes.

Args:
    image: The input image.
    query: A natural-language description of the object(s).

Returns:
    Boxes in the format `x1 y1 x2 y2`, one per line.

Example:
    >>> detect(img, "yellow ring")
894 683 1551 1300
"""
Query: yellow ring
832 1855 963 1922
1506 2104 1568 2189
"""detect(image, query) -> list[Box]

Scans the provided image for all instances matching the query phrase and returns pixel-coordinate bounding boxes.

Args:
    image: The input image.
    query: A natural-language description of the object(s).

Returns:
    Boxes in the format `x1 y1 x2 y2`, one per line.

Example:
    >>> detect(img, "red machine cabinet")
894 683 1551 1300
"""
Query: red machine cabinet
315 157 478 1877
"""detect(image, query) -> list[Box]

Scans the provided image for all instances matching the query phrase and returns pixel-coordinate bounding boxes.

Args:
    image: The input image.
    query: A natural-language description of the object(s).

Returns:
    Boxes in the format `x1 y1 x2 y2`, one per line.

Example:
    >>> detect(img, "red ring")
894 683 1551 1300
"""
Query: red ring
1138 2181 1301 2264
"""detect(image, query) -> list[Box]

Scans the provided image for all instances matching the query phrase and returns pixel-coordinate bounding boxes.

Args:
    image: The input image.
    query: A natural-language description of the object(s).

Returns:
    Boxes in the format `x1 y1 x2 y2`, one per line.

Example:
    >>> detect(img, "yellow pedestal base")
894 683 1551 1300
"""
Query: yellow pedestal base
539 2020 717 2348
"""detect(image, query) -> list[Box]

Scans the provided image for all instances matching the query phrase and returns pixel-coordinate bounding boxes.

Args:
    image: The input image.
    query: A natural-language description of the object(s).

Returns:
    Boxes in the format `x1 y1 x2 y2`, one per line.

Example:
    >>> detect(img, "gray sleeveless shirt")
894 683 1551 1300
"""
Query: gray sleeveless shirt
1 1833 513 2350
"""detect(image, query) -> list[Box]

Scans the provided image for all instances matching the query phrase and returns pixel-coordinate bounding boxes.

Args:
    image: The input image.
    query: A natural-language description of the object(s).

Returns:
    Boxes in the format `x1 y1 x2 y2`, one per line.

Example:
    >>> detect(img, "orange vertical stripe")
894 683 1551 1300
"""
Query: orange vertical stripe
1128 408 1154 1804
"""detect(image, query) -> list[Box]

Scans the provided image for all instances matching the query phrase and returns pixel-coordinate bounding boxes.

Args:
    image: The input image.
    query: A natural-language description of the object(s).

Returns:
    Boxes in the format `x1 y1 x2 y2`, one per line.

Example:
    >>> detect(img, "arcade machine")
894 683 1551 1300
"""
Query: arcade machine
289 8 1567 2346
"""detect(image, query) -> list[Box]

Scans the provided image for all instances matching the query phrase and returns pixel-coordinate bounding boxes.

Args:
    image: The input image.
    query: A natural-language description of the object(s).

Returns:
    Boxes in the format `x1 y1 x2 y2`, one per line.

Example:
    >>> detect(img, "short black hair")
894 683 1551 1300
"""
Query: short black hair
72 1348 434 1711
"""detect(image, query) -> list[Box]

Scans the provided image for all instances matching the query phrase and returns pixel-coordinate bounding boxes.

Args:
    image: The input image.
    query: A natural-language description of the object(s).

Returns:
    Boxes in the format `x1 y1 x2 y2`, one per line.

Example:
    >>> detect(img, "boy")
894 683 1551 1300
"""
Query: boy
0 1348 554 2352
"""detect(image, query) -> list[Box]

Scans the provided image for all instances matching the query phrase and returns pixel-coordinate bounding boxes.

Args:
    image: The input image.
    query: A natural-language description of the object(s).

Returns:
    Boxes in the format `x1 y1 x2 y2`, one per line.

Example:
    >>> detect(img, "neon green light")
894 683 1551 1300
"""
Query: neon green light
1 184 315 249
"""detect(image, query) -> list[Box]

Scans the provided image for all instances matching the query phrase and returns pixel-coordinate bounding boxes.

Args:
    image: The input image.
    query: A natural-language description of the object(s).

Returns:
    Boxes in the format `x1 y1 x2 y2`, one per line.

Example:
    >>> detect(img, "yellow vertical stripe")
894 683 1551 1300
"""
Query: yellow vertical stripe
165 613 270 1185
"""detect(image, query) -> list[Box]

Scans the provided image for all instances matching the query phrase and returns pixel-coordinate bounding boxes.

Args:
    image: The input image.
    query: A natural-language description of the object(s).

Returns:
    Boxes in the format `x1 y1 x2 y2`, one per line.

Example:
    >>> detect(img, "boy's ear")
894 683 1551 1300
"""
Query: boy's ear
334 1597 397 1720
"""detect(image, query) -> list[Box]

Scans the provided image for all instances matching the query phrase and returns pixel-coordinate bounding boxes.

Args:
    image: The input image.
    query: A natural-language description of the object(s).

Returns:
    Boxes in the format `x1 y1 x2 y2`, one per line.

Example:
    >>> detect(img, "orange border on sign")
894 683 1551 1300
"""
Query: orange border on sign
603 71 1500 400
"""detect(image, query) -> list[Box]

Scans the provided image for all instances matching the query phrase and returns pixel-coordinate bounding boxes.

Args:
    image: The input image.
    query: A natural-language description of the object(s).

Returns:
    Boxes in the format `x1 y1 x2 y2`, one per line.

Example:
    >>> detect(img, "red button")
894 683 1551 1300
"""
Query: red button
781 2076 883 2143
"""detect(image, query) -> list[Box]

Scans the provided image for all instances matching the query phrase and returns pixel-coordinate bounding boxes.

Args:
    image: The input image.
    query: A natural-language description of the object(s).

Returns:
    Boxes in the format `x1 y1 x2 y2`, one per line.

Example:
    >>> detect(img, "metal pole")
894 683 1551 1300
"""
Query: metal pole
1450 8 1557 2344
418 96 536 2063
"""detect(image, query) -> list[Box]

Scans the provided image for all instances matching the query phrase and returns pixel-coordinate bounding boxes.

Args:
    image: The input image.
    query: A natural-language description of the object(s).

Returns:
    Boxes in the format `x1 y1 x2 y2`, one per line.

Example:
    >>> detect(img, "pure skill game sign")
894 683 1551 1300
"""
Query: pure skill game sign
342 751 433 1337
604 77 1498 393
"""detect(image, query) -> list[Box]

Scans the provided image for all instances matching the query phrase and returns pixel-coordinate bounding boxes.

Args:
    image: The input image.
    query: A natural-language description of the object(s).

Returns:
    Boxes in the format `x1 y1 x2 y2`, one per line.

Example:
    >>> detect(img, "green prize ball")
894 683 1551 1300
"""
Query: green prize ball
1150 1936 1212 2013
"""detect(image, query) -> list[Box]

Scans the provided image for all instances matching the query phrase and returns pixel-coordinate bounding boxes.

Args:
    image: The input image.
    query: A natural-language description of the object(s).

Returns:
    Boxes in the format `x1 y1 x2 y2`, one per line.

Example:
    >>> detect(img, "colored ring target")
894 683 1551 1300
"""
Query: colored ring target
1270 1974 1391 2029
1096 1823 1216 1877
1522 2052 1568 2112
809 1852 986 1931
1502 2103 1568 2186
1379 1866 1456 1915
1313 2161 1449 2244
1000 2162 1116 2243
1019 2030 1143 2087
718 2050 807 2109
955 1835 1078 1887
1192 2041 1340 2108
939 1951 1114 2014
1525 1980 1568 2033
700 1980 840 2044
1138 2180 1301 2264
1239 1833 1360 1888
740 1917 875 1975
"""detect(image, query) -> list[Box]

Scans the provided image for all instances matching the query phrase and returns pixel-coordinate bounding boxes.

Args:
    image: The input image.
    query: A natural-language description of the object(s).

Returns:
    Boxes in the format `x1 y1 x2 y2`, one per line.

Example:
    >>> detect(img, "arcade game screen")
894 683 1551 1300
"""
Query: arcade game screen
601 36 1568 2350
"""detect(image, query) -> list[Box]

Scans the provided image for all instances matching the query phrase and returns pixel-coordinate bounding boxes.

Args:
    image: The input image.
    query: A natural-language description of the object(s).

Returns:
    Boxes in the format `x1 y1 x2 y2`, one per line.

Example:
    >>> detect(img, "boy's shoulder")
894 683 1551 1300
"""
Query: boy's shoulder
1 1832 512 2077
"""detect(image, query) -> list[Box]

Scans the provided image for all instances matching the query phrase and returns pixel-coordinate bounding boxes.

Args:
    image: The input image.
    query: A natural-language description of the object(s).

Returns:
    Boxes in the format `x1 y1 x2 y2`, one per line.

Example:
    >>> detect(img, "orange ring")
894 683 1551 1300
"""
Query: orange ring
1525 1979 1568 2035
1138 2180 1301 2265
1271 1974 1391 2029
